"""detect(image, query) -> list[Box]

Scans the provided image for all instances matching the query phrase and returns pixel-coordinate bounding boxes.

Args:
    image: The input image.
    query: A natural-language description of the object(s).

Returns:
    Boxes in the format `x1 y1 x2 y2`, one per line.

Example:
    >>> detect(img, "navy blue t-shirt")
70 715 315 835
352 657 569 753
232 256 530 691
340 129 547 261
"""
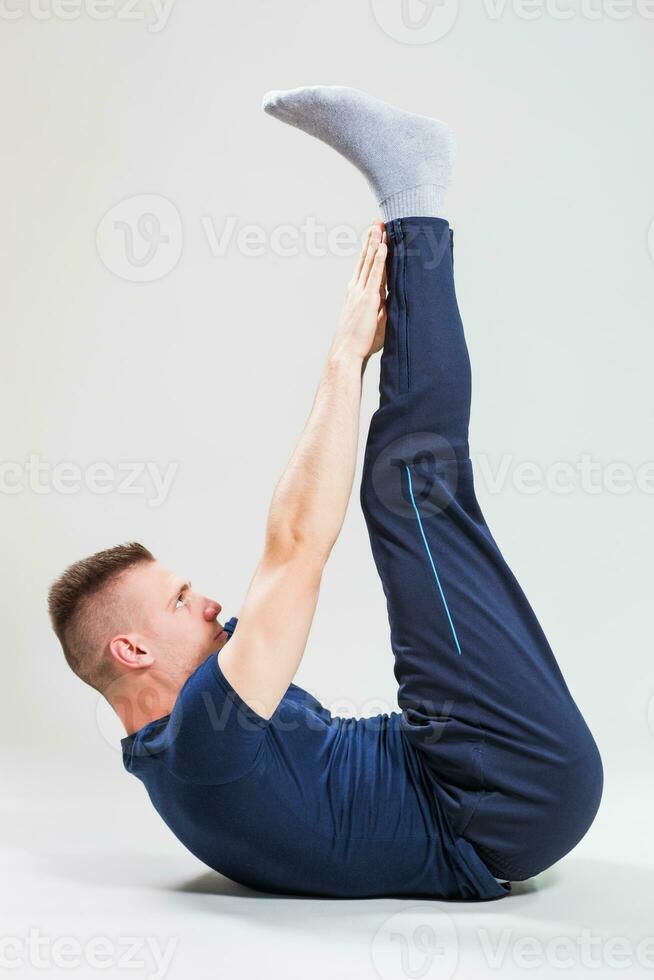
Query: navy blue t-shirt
121 617 509 900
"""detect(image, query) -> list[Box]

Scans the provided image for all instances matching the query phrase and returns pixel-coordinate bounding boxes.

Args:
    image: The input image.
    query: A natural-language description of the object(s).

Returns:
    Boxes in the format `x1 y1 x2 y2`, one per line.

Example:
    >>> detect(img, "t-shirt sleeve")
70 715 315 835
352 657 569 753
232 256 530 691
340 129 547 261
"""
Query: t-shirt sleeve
161 651 272 785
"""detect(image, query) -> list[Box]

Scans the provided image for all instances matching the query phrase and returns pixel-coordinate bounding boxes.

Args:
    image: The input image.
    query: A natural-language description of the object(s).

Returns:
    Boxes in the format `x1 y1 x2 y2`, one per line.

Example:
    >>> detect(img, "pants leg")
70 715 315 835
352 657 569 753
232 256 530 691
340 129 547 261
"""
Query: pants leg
359 217 603 881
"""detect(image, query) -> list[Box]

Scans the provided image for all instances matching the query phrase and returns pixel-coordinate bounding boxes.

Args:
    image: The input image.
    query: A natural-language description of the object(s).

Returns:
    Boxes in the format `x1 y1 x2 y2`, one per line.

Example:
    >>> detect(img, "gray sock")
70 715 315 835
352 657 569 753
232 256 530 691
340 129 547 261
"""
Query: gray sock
262 85 456 222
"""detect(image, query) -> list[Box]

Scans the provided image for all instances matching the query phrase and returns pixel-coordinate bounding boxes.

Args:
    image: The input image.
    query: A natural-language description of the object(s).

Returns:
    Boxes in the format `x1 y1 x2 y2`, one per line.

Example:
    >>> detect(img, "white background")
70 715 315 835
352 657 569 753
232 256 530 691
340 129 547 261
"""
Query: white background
1 1 653 977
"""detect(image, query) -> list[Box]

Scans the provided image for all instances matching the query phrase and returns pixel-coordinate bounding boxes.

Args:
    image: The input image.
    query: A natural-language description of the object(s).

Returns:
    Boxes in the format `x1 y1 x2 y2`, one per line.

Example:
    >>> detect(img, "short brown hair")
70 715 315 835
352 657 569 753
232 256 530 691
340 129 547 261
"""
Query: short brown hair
48 541 155 693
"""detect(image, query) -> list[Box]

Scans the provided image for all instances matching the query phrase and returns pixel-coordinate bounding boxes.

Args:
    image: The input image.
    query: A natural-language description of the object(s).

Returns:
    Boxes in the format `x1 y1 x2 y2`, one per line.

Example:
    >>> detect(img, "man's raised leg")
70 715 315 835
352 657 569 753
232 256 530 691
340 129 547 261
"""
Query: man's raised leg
360 217 603 881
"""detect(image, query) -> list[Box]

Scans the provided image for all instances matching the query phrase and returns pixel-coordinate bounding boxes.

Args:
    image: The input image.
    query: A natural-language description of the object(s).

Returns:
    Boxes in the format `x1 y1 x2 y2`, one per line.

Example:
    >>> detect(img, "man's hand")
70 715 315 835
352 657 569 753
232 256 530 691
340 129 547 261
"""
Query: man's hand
331 221 388 362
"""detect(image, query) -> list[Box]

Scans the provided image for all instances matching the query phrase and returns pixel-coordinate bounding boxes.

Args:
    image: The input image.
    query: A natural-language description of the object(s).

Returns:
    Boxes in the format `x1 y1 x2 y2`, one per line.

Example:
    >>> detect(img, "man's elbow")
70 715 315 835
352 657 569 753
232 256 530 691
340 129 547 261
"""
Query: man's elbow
263 523 330 574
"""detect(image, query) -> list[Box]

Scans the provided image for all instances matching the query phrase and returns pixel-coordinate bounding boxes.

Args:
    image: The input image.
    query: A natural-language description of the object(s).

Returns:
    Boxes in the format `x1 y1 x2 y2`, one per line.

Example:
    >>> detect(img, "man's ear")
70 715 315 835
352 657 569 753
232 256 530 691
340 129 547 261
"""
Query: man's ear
108 635 155 670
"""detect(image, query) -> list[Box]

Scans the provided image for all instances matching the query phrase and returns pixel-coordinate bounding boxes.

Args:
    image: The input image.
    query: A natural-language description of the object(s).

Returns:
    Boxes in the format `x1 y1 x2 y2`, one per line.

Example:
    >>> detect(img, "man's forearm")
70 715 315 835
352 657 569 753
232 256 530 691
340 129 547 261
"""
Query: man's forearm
263 222 387 567
265 340 366 565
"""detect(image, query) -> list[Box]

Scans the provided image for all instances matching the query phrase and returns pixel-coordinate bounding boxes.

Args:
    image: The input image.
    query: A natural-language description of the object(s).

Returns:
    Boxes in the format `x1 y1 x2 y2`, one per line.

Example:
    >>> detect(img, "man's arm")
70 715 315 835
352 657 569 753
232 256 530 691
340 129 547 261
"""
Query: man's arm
218 223 387 720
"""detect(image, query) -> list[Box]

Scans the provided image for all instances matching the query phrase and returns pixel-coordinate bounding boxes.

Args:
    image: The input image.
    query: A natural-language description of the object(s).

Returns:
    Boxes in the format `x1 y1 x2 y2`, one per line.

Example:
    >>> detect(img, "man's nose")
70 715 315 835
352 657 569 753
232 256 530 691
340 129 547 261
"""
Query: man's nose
203 599 222 621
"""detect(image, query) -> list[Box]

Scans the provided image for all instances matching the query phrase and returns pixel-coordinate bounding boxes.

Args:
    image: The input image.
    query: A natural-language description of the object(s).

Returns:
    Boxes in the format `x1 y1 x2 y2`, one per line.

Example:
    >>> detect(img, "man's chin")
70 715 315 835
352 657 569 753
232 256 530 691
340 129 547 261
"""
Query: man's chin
211 629 229 653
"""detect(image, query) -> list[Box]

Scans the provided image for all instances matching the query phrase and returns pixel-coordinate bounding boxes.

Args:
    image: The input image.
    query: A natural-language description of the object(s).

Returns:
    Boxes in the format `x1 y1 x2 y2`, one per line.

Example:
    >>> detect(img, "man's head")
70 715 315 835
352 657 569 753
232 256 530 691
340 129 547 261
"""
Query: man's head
48 542 229 728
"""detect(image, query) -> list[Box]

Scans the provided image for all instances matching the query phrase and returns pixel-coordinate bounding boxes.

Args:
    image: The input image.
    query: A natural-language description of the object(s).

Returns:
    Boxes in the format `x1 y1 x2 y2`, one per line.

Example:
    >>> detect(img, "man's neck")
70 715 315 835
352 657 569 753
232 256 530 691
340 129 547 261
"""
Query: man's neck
109 667 187 736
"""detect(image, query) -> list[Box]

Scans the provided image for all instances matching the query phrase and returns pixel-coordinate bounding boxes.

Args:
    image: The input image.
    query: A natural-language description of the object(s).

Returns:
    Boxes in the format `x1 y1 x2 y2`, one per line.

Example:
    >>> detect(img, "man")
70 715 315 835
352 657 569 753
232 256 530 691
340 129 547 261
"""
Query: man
48 86 603 900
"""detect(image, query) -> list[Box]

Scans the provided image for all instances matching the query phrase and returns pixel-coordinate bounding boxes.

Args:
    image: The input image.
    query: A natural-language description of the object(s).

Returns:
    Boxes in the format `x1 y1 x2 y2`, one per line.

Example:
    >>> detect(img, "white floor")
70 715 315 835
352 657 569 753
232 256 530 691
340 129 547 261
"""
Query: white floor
3 754 653 980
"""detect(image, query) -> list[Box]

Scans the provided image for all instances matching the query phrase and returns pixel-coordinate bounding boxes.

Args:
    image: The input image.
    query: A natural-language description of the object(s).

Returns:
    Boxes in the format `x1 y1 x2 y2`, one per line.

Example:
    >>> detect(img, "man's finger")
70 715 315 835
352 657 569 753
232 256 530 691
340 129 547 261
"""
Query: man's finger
354 226 373 282
364 239 386 288
362 227 382 282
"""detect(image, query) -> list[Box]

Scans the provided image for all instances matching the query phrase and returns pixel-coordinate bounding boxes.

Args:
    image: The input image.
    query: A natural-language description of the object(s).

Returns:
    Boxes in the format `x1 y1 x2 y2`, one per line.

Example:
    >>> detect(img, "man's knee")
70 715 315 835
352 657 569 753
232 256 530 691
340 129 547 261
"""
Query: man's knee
549 722 604 858
513 721 604 880
470 718 604 882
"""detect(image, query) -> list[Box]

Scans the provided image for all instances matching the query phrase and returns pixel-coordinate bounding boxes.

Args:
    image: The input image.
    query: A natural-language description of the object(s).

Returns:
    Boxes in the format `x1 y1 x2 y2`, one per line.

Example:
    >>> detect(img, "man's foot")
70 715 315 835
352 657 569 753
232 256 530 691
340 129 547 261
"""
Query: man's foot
262 85 456 221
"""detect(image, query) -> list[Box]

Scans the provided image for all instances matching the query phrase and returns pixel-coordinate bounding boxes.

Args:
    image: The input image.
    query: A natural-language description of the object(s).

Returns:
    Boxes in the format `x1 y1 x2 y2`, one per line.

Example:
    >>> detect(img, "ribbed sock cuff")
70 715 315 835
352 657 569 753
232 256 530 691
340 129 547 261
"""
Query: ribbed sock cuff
379 183 447 222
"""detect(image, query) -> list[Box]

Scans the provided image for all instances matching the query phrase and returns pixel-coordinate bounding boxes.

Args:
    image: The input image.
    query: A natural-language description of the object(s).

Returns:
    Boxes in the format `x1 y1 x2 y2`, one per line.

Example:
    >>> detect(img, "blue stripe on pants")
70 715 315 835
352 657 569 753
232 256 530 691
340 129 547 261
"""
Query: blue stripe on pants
405 463 462 657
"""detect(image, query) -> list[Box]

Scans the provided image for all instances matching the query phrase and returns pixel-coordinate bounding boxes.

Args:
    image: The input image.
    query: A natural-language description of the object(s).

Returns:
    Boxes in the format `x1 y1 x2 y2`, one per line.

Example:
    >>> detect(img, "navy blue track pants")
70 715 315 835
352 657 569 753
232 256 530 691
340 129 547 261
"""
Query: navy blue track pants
359 217 603 881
